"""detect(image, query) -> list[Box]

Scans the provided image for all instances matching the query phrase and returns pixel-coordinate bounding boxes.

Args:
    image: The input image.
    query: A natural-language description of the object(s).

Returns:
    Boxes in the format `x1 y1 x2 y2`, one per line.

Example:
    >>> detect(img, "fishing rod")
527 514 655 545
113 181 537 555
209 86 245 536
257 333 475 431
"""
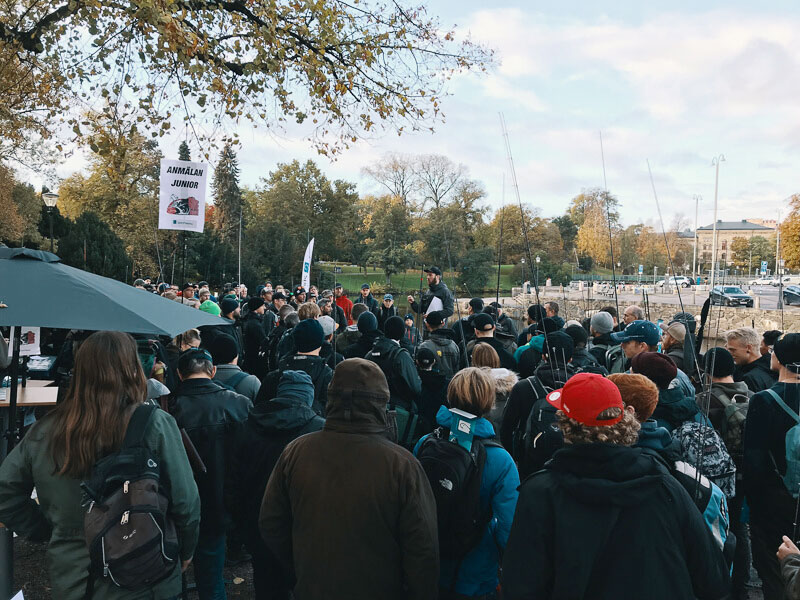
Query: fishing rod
443 232 470 368
648 160 725 502
600 131 621 322
500 112 541 310
414 263 425 352
495 183 505 308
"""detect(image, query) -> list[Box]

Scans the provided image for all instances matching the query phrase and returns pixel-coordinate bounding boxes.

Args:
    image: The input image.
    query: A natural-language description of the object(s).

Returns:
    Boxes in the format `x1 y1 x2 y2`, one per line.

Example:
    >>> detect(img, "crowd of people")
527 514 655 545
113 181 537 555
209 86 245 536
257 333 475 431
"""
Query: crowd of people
1 265 800 600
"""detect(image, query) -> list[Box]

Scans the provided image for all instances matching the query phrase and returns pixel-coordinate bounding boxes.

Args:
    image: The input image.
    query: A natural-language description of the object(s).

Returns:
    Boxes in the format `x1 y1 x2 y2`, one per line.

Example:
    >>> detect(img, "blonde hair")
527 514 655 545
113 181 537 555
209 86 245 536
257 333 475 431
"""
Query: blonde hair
725 327 760 350
298 302 321 320
447 367 496 417
472 343 500 368
558 408 640 446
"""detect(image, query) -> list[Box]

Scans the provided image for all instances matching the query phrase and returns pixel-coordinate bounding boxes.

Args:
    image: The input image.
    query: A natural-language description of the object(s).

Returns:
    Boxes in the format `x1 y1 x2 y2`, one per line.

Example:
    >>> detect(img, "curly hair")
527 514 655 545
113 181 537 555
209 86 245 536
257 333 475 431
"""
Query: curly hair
558 407 640 447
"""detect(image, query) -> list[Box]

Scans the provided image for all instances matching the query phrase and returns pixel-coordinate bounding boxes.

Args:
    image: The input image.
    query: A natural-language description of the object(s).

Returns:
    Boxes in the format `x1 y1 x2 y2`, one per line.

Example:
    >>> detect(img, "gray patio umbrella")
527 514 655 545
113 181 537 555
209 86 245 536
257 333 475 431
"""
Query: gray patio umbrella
0 248 233 453
0 247 230 336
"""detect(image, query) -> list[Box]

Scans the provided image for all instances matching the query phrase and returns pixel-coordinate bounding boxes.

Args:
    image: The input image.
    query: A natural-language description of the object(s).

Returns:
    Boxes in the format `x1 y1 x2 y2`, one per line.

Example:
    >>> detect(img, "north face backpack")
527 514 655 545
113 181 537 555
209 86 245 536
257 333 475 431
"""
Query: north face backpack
519 376 562 477
604 345 626 374
673 421 737 498
81 404 178 592
765 389 800 498
671 460 732 560
417 428 502 565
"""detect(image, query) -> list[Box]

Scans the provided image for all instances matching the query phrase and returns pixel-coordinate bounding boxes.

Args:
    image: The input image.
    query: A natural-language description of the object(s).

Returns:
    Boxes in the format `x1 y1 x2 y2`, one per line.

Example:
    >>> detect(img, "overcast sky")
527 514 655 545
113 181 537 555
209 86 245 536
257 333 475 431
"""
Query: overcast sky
53 1 800 228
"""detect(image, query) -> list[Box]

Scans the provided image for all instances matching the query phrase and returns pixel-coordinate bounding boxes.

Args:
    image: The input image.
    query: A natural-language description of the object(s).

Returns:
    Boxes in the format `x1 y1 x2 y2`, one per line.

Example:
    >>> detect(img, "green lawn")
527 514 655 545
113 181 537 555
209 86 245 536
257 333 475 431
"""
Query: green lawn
317 264 519 296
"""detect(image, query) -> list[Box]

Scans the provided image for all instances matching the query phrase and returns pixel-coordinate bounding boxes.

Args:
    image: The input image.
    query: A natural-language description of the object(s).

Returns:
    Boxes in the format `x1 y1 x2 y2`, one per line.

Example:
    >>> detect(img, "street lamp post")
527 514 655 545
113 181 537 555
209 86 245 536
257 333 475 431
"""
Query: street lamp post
535 255 541 291
710 155 725 290
692 194 701 284
41 192 59 252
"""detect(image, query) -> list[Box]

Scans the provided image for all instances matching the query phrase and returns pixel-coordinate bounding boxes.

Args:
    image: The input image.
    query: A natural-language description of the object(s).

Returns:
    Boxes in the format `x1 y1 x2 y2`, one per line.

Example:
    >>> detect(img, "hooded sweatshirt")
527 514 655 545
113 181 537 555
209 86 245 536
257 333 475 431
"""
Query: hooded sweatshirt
259 359 439 600
486 367 519 434
414 405 520 597
502 444 730 600
652 386 704 433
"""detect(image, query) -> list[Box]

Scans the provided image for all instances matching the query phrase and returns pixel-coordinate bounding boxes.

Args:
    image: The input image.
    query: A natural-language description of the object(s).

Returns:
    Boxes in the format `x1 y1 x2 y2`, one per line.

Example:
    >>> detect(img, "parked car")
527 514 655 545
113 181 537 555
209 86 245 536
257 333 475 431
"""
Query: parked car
783 285 800 306
748 276 775 286
656 276 693 289
710 286 754 307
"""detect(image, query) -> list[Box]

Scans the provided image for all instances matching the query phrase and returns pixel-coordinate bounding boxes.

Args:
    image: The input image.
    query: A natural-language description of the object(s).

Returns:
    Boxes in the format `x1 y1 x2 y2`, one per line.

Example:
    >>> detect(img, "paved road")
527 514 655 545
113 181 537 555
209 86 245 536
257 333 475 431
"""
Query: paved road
565 285 794 311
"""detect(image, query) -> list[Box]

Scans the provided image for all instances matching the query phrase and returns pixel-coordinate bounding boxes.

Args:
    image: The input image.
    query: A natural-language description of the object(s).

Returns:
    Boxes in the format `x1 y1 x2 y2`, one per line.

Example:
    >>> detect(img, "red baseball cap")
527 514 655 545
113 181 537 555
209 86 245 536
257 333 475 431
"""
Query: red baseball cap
546 373 625 427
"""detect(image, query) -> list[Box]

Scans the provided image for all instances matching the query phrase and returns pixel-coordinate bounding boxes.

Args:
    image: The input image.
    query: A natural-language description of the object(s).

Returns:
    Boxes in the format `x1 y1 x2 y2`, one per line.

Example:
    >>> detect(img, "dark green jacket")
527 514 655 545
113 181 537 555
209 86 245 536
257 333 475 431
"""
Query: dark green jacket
0 408 200 599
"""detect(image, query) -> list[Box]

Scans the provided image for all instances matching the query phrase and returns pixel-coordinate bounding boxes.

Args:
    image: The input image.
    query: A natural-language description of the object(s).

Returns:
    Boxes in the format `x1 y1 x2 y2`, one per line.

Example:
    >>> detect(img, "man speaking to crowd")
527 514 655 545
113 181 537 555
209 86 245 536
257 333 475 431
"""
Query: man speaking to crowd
407 266 454 327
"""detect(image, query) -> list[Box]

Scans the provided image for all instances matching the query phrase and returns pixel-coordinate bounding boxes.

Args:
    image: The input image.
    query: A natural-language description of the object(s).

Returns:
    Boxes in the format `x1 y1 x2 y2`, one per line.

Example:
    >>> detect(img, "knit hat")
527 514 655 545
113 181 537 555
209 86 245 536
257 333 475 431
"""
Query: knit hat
199 300 221 316
469 298 485 313
564 324 589 348
425 311 444 328
293 318 324 352
774 333 800 372
590 311 614 334
416 347 437 369
704 347 736 378
247 297 265 311
357 310 379 333
404 313 414 321
384 316 405 340
318 315 336 337
543 331 574 364
631 352 677 389
207 333 239 365
220 297 239 315
542 317 561 336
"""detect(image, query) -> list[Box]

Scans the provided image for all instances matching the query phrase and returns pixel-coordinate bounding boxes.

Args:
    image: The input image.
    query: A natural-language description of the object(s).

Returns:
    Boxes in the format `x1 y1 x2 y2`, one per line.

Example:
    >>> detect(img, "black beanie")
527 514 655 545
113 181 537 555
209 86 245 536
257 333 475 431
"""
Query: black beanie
293 318 324 353
564 324 589 348
384 316 405 340
704 347 736 379
207 333 239 365
247 297 265 311
357 310 379 334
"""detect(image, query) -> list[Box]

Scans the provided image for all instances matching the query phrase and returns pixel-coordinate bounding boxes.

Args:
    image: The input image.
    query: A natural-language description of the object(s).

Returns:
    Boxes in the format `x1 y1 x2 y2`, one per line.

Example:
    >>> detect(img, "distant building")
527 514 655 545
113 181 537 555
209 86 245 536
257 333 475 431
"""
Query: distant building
695 219 775 266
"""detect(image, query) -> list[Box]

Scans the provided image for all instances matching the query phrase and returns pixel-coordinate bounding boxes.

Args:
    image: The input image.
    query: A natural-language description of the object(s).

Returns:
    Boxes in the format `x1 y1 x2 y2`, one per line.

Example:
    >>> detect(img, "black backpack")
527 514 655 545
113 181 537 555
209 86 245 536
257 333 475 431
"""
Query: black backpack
521 380 563 478
417 428 502 576
80 404 178 593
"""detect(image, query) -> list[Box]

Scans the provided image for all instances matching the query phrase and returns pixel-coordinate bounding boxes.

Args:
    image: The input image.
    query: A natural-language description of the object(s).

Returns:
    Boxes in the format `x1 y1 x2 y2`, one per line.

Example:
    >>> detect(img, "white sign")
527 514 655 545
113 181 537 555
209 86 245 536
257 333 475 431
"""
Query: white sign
426 296 443 315
158 159 208 232
10 327 40 356
301 238 315 291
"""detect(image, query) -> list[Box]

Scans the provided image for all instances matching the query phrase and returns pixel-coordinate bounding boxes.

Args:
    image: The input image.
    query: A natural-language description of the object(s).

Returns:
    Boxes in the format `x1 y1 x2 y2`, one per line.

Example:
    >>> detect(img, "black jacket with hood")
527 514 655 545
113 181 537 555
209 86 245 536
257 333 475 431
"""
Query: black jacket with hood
226 370 323 539
353 292 379 313
342 330 382 359
242 311 268 374
502 444 730 600
259 354 333 416
410 280 454 320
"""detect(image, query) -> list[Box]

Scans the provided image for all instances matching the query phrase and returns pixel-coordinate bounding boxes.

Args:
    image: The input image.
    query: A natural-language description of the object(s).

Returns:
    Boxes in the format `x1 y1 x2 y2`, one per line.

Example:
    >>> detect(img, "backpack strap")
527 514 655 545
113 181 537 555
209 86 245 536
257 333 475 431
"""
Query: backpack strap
225 370 249 391
765 389 800 424
121 403 157 449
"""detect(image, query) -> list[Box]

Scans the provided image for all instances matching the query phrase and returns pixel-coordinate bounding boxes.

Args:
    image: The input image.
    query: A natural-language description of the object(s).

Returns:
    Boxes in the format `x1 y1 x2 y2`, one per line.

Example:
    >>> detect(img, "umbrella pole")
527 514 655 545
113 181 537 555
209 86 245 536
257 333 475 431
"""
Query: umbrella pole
0 326 20 599
3 326 20 456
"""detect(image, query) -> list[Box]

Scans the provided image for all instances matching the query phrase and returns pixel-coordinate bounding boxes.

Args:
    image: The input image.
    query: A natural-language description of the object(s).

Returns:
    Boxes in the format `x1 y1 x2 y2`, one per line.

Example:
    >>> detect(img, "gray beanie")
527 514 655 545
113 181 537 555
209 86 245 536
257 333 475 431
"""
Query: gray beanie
590 311 614 335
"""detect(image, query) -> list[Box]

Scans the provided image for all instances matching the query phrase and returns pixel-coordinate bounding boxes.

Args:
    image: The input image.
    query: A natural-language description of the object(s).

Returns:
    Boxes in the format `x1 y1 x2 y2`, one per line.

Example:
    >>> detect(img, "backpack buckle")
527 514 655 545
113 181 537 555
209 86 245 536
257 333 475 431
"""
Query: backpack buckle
123 480 129 494
121 511 129 525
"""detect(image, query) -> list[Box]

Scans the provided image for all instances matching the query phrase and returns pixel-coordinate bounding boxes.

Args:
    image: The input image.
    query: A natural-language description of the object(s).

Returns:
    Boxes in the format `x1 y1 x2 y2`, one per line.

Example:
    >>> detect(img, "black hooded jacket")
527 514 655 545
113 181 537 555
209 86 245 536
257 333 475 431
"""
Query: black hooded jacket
365 336 422 412
259 354 333 416
410 280 454 320
242 311 268 374
342 330 382 359
354 292 379 313
226 370 324 538
502 444 730 600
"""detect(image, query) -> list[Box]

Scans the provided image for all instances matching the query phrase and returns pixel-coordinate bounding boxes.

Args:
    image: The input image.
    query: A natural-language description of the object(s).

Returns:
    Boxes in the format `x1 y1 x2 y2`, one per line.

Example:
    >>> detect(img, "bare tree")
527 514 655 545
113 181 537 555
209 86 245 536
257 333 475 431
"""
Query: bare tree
361 153 417 204
414 154 466 210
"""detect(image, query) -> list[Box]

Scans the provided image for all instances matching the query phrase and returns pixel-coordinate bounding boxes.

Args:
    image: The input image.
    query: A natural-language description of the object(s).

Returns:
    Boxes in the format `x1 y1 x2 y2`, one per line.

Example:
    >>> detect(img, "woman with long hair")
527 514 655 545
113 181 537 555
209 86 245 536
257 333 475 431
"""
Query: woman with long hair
0 330 200 599
472 343 519 434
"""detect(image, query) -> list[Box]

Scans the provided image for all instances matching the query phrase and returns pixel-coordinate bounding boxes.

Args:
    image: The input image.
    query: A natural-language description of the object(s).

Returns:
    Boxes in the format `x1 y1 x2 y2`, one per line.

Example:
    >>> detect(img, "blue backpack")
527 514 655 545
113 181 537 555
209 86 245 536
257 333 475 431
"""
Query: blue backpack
765 389 800 498
671 460 731 558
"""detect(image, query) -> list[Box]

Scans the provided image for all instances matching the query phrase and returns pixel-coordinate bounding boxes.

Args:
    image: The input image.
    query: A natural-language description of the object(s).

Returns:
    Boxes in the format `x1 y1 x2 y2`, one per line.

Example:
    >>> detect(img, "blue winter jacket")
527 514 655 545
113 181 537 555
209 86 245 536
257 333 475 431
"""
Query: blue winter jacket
414 405 520 596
